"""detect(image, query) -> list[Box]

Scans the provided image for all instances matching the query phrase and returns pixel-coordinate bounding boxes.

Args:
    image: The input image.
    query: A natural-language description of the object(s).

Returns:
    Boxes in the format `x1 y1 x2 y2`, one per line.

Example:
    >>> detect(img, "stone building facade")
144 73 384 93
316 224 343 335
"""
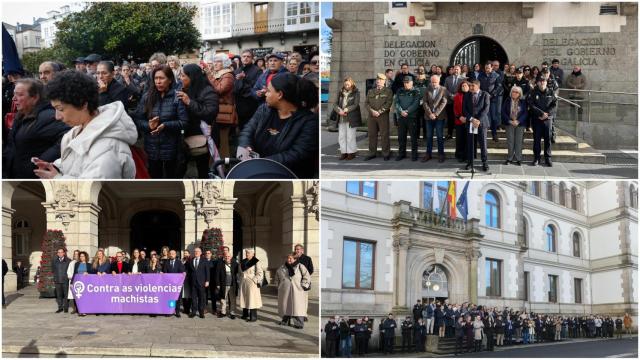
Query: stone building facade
321 181 638 336
326 2 638 148
3 181 319 298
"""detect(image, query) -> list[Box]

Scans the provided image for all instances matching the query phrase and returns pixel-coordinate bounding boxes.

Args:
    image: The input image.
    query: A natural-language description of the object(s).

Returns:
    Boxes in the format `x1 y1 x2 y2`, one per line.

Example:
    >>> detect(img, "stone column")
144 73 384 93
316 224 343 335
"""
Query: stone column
2 182 17 293
392 237 409 312
304 181 320 299
466 249 482 305
42 181 101 257
183 181 236 252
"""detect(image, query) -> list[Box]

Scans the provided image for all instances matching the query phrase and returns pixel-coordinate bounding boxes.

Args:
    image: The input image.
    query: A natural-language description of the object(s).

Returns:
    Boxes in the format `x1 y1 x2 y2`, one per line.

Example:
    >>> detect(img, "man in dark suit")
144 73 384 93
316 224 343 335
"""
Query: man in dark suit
163 249 186 317
213 253 240 319
2 259 8 308
52 247 71 313
110 252 130 274
13 260 27 290
463 79 491 171
186 247 209 318
444 65 466 139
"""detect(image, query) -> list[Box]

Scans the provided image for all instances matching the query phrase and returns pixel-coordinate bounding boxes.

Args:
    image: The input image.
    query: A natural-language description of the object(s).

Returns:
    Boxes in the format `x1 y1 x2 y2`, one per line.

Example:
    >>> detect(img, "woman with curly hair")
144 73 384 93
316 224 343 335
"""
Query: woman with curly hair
33 70 137 179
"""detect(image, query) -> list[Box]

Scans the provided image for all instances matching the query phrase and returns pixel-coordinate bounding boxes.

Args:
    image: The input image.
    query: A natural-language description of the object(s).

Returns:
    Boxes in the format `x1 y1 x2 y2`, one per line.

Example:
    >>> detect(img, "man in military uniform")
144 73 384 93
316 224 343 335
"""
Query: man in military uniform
394 76 421 161
528 76 557 167
401 315 414 352
382 313 398 354
365 73 394 161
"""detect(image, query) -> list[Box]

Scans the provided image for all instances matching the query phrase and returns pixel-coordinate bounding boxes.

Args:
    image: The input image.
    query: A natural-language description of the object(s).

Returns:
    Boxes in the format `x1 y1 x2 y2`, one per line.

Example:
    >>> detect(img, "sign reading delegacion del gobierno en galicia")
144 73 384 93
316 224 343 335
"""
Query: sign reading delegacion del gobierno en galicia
383 40 440 67
541 36 615 66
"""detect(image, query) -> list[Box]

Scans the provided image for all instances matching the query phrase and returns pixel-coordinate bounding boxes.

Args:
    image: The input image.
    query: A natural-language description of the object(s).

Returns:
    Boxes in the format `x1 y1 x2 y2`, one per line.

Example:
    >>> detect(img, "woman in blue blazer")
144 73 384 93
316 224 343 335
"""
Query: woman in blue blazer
502 86 528 165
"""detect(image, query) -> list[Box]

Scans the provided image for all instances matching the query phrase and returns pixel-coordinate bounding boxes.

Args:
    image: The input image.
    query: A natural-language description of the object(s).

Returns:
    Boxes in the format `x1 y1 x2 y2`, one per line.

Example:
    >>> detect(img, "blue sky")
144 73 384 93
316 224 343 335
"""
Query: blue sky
321 1 332 54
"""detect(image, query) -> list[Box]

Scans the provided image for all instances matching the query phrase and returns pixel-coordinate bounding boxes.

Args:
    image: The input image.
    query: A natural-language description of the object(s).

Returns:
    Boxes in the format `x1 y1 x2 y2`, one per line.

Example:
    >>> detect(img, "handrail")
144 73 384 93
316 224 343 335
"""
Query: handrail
558 88 638 96
557 96 581 109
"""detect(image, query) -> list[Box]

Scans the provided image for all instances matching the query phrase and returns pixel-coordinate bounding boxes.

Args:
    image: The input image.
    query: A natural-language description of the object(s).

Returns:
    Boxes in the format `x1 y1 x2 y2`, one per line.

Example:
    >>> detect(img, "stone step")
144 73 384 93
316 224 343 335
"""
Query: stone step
377 135 579 151
337 146 606 164
357 126 538 139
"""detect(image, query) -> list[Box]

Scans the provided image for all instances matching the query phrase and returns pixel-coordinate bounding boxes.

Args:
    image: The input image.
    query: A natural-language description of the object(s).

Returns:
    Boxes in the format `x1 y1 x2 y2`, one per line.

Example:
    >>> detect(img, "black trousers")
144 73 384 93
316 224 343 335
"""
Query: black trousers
191 284 206 315
148 159 178 179
55 282 69 310
384 336 394 353
210 286 218 312
446 103 455 137
355 337 367 355
401 332 412 351
466 124 488 164
455 336 464 354
455 124 467 161
397 117 418 157
325 338 338 357
486 333 494 351
533 119 552 161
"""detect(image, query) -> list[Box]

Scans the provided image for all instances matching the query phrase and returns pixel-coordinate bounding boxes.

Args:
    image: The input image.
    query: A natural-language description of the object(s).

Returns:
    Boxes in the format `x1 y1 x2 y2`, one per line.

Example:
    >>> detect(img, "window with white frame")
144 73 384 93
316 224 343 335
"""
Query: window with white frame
13 219 31 257
286 2 319 26
202 3 232 38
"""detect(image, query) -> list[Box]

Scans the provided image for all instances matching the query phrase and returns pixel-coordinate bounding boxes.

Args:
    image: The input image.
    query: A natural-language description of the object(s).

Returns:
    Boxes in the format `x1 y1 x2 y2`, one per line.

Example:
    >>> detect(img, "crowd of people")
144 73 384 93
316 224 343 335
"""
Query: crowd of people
40 243 313 328
322 300 634 357
2 50 320 179
333 59 588 171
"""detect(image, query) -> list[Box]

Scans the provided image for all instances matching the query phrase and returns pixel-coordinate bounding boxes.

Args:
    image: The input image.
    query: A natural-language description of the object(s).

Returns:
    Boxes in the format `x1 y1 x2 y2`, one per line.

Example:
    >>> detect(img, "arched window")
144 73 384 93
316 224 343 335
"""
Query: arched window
630 185 638 209
546 225 556 252
559 183 566 206
571 187 578 211
572 232 581 258
546 182 554 202
12 219 31 257
485 191 500 228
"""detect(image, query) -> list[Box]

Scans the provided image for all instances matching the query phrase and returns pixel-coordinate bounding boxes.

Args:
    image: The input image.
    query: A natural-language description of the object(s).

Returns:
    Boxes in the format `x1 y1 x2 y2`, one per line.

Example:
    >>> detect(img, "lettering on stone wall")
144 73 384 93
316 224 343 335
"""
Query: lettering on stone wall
541 37 617 67
383 40 440 67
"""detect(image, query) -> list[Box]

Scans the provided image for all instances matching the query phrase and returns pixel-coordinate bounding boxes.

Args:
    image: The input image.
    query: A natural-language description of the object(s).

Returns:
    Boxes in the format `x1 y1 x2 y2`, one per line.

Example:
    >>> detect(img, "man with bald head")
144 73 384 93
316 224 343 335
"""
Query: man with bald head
38 61 64 84
214 253 240 319
422 75 448 163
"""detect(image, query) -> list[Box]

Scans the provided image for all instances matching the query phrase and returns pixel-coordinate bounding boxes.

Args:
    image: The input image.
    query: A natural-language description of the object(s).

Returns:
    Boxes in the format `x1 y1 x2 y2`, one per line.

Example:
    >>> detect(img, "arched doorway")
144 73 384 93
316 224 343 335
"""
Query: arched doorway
130 210 181 254
450 36 508 68
422 264 449 304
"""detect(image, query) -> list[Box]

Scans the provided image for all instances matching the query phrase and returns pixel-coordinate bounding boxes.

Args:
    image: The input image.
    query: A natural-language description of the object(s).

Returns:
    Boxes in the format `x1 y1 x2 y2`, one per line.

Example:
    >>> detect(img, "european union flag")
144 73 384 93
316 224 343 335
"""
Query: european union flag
456 182 469 221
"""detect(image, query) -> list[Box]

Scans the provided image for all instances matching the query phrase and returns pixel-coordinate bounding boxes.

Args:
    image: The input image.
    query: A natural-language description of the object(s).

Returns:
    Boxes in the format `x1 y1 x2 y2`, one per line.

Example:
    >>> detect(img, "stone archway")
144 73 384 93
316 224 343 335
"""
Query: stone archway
406 249 469 308
450 35 509 67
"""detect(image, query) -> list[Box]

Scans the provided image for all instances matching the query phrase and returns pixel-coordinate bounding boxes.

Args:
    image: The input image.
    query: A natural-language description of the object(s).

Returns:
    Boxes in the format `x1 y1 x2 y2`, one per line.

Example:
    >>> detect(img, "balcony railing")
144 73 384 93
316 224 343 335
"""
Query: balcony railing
232 19 285 37
393 200 480 235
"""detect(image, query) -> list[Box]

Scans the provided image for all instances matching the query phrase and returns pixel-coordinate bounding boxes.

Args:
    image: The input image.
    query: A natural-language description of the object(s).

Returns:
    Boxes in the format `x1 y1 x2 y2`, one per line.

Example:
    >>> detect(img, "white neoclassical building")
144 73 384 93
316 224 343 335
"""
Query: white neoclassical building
321 181 637 326
3 181 319 297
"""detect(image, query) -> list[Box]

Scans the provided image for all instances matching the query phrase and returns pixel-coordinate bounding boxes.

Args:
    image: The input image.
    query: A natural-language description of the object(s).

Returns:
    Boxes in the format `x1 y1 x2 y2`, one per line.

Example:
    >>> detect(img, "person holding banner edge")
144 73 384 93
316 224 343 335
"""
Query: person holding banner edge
163 249 186 317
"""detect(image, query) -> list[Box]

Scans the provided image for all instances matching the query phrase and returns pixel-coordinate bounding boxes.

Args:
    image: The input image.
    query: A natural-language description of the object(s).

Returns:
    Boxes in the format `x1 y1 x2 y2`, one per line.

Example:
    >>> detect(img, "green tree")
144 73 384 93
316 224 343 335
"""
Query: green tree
54 2 201 63
21 45 79 76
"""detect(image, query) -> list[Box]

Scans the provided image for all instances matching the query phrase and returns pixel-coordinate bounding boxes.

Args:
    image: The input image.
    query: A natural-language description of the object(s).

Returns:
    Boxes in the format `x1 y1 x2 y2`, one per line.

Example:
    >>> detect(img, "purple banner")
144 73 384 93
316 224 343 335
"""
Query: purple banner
70 273 185 314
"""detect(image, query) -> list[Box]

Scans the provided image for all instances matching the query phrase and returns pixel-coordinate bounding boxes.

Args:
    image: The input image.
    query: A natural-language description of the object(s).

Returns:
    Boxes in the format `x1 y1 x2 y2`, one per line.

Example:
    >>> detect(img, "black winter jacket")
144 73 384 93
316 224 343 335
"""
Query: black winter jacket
238 103 318 178
3 101 69 178
134 87 188 161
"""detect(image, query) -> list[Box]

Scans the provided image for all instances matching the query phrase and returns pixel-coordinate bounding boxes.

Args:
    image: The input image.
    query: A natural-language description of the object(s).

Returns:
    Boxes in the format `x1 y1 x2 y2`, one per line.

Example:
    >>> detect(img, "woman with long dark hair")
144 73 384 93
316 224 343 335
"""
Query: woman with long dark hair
176 64 219 178
237 72 318 178
134 65 188 178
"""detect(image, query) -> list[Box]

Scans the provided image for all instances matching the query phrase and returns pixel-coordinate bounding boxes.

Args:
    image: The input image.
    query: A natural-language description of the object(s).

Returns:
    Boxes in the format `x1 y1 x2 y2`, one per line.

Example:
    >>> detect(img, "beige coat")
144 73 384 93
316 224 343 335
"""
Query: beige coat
275 263 310 317
238 259 264 309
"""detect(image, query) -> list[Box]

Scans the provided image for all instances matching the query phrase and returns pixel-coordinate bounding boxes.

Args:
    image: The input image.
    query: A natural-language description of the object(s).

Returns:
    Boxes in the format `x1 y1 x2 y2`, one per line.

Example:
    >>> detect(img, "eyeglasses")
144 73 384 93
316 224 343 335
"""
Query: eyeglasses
310 60 319 65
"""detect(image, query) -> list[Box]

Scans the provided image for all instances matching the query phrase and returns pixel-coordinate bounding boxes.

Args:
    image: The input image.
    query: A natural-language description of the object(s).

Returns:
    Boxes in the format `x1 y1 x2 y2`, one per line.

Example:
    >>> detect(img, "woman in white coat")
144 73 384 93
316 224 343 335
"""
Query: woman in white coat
66 250 79 314
275 253 311 329
238 248 264 322
33 70 137 179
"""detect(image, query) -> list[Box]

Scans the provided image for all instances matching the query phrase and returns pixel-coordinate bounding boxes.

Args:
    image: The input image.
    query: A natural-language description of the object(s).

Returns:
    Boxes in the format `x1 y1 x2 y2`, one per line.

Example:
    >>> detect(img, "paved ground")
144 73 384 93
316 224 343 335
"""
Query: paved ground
321 128 639 179
341 336 638 358
442 336 638 358
2 285 318 358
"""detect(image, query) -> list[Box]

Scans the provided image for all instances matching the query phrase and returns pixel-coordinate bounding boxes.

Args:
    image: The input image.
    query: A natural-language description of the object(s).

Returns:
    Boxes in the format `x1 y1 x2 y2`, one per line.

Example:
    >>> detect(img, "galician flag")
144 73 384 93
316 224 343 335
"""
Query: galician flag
447 181 457 219
456 182 469 221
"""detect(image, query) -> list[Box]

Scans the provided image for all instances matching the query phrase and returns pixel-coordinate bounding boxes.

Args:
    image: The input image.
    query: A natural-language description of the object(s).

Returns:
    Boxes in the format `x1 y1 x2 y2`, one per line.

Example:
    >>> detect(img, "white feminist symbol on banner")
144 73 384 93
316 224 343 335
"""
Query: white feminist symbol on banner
73 281 85 299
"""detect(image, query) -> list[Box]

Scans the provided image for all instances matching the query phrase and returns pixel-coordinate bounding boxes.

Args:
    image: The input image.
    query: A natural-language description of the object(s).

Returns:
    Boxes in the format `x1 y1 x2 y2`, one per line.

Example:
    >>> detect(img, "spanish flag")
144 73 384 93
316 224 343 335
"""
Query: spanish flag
447 181 456 219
